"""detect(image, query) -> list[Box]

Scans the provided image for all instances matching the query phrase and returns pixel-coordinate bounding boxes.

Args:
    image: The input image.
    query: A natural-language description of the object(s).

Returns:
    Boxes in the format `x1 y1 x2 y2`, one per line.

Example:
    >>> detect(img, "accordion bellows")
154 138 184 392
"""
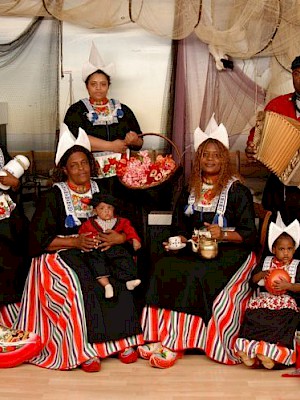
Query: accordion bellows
253 111 300 187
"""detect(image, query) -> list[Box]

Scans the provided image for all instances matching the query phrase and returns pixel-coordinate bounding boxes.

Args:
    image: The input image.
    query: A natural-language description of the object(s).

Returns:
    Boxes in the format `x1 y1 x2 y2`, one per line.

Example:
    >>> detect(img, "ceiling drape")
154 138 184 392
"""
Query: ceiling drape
1 1 299 68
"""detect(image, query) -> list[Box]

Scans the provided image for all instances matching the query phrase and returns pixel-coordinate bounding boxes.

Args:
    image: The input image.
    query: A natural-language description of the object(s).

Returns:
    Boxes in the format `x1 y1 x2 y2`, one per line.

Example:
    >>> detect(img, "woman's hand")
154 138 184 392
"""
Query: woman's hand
203 222 223 240
124 131 143 147
75 233 99 252
0 170 20 191
97 230 126 251
111 139 128 153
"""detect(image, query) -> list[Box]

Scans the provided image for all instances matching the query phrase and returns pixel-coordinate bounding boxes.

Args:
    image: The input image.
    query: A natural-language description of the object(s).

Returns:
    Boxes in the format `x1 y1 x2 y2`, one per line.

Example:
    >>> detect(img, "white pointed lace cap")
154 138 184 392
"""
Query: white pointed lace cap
268 212 300 251
82 42 115 82
55 123 91 165
193 113 229 151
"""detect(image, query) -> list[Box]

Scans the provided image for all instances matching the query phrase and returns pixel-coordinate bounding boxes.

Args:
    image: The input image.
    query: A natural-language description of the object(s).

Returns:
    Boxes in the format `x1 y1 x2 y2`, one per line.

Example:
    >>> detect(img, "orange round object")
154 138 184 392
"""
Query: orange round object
264 269 291 295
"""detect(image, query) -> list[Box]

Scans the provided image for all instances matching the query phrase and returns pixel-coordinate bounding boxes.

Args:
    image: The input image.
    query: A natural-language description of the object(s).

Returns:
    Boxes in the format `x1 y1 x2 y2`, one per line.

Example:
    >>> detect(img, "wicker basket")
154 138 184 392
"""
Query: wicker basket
117 133 182 190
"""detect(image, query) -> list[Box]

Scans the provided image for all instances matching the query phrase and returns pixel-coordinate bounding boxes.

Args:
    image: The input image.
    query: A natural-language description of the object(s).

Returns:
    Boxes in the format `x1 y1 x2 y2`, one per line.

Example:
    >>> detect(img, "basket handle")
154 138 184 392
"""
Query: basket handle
138 133 182 165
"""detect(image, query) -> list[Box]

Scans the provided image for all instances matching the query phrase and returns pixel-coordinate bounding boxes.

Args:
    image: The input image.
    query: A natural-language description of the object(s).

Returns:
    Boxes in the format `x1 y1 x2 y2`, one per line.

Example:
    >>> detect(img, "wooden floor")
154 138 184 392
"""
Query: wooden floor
1 355 299 400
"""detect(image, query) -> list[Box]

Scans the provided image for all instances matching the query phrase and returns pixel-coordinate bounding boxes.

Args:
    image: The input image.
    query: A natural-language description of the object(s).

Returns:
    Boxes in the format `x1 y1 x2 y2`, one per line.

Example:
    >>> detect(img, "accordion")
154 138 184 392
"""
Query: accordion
253 111 300 187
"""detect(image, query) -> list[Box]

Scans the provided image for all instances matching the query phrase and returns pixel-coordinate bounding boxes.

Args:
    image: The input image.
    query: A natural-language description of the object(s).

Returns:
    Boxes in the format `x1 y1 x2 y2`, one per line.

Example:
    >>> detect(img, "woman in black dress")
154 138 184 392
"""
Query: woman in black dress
12 128 143 372
0 144 30 307
138 137 257 368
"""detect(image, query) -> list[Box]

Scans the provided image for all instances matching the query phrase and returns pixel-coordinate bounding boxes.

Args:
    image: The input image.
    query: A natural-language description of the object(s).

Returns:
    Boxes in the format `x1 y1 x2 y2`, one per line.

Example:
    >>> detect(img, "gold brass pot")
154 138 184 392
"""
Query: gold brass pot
198 237 218 259
190 234 218 259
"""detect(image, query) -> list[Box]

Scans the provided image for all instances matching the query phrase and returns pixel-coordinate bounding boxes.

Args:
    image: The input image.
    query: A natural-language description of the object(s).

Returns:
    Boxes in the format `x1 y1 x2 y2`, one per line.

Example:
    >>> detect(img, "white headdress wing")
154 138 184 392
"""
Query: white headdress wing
193 113 229 151
268 212 300 252
55 123 91 165
82 42 115 82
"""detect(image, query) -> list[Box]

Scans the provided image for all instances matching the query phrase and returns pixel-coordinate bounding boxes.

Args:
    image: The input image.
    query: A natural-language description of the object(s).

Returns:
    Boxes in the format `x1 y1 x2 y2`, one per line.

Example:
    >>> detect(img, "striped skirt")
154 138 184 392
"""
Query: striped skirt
234 337 296 365
234 294 299 365
3 253 143 370
141 252 256 365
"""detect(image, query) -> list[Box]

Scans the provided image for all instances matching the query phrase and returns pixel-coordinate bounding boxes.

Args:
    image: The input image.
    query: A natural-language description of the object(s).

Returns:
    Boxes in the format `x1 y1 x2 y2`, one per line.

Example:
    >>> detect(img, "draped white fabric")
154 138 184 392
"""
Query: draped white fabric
1 1 299 66
0 1 299 154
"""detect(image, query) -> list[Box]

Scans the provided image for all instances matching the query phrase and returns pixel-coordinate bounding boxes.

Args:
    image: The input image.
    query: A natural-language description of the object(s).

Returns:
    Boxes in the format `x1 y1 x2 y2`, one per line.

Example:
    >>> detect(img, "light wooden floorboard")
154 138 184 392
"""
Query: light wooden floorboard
1 355 299 400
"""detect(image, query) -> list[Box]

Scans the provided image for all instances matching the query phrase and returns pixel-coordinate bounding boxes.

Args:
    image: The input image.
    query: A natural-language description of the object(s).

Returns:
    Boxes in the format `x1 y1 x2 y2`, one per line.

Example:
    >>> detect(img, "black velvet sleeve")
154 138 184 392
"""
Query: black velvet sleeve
28 187 68 257
63 101 87 138
0 144 12 163
224 181 257 247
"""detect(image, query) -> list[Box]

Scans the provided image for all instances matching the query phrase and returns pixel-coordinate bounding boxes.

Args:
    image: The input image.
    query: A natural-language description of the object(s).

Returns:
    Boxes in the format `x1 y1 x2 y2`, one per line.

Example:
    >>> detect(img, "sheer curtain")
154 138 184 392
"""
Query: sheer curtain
167 34 266 183
0 17 60 151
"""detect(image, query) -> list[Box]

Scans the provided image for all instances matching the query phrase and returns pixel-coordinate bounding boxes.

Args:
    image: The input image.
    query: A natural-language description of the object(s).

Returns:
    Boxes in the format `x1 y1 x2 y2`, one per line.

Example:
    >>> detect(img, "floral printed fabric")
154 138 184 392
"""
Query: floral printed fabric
248 291 298 312
0 194 16 220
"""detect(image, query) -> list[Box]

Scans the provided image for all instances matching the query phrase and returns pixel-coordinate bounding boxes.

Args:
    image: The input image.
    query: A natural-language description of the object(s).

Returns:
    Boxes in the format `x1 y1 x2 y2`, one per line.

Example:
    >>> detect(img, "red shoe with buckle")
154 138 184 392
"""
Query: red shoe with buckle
81 357 101 372
118 347 138 364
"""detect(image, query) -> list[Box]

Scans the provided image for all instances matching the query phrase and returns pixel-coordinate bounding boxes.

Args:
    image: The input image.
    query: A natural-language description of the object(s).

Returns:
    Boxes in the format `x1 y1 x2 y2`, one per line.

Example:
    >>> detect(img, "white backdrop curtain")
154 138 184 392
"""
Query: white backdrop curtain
0 0 299 156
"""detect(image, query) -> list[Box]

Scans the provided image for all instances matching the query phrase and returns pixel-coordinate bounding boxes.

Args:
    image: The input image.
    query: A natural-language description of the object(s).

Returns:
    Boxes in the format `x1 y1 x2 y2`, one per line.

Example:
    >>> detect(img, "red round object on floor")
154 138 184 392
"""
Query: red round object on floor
265 269 291 295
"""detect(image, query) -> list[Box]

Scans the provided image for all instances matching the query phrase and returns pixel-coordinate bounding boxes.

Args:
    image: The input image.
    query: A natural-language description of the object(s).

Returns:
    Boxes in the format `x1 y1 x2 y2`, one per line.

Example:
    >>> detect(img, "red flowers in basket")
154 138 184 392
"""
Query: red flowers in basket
116 150 176 188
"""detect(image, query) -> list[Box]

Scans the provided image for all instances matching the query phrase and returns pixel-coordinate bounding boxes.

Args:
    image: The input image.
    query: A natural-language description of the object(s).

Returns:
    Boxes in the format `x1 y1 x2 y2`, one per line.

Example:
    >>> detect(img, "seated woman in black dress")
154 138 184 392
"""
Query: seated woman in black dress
10 126 143 372
138 130 257 368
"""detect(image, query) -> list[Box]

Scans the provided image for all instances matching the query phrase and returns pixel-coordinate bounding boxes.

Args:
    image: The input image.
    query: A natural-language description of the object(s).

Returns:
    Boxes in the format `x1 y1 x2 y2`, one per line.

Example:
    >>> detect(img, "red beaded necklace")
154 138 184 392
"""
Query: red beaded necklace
67 180 91 194
90 97 109 113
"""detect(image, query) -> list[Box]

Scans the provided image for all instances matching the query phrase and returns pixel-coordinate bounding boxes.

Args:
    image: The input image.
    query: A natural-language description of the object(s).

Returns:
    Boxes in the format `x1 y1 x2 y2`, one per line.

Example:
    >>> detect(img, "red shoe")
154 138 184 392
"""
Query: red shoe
138 342 162 360
0 326 43 369
118 347 138 364
149 347 181 369
81 357 101 372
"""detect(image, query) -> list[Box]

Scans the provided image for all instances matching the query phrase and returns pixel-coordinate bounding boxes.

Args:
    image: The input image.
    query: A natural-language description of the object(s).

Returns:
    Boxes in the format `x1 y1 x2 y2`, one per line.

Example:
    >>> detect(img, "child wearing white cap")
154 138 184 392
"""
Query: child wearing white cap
235 213 300 369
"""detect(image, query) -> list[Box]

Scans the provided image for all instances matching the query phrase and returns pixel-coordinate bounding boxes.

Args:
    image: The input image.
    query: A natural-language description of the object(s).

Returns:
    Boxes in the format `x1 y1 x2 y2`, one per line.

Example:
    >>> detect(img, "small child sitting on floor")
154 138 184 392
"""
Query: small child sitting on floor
79 193 141 298
235 213 300 369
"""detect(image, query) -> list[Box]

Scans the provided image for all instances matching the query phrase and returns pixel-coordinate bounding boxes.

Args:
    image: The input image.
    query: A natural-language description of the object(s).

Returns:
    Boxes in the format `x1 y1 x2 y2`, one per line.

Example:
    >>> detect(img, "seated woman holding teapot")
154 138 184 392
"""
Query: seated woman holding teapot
137 128 257 369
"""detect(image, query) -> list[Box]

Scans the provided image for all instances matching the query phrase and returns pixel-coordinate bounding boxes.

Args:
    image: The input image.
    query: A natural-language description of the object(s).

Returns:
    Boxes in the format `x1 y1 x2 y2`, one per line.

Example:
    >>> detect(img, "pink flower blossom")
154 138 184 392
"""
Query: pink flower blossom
116 150 176 188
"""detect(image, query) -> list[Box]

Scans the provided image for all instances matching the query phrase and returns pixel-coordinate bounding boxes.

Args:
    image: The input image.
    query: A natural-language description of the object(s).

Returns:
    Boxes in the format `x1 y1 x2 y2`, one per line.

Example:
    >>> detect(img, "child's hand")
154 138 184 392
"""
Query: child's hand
272 277 291 292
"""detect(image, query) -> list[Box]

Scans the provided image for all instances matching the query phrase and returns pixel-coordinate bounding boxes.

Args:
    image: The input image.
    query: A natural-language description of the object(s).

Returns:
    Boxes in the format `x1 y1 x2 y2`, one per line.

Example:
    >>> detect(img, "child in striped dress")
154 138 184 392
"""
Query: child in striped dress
235 216 300 369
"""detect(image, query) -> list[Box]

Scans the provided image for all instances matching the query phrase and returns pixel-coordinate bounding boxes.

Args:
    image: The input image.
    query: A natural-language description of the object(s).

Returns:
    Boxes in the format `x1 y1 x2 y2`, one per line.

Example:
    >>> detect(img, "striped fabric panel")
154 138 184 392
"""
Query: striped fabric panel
235 337 296 365
141 252 257 364
13 253 143 370
0 303 21 327
141 306 206 350
206 252 256 364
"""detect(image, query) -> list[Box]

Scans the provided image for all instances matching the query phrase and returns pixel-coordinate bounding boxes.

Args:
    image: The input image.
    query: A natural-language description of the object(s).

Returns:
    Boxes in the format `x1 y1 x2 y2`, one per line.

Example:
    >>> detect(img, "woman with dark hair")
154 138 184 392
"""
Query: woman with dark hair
11 127 143 372
64 43 143 166
64 67 143 154
138 136 257 368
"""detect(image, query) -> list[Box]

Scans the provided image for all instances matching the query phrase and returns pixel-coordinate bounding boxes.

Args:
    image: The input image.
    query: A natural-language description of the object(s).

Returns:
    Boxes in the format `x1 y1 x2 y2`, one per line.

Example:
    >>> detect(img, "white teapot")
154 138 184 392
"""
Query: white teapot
0 155 30 190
